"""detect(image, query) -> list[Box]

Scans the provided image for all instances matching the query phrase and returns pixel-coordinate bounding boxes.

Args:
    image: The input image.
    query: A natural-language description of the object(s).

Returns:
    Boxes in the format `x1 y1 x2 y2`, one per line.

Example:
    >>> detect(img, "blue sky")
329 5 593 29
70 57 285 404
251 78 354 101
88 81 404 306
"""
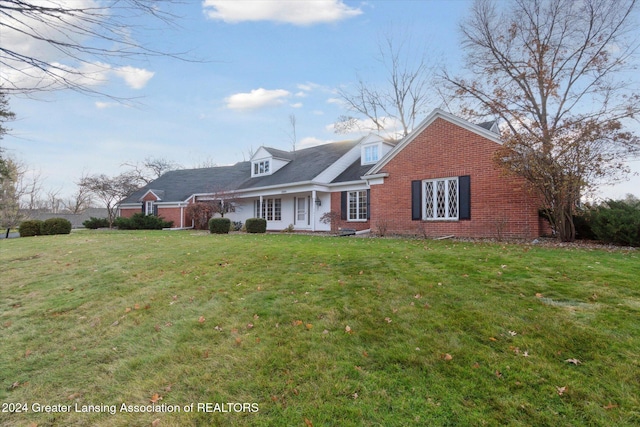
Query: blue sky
3 0 638 201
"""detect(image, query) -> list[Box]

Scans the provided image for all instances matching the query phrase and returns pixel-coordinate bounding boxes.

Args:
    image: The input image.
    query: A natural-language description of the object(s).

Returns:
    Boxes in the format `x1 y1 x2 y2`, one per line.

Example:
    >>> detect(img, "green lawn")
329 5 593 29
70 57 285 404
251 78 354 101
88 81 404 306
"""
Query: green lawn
1 231 638 426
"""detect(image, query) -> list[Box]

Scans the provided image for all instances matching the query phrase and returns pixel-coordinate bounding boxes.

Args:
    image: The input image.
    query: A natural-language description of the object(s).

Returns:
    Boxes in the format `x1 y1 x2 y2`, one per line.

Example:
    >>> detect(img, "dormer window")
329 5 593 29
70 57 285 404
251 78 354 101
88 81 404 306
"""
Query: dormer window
253 160 270 176
364 145 379 163
361 142 381 165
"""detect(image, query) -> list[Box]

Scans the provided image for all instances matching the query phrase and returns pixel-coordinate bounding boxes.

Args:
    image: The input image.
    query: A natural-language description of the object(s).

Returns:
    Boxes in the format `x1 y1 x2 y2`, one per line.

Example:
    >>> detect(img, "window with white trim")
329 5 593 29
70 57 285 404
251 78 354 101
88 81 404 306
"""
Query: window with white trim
256 198 281 221
348 190 368 221
145 200 154 215
423 177 458 220
363 145 379 164
252 160 270 176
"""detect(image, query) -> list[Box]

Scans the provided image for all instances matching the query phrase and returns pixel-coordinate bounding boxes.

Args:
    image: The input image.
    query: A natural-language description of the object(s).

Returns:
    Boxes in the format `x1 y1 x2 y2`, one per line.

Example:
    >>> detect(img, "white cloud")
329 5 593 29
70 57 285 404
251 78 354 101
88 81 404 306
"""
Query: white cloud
225 88 291 111
202 0 362 25
290 102 303 108
294 91 308 98
113 66 155 89
95 101 117 109
326 97 344 105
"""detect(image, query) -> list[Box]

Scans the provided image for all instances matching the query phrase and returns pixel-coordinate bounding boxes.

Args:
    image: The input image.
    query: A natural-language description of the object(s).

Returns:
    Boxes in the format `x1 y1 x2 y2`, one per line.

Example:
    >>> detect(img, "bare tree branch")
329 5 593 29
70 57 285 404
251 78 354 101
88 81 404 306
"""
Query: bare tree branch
444 0 640 241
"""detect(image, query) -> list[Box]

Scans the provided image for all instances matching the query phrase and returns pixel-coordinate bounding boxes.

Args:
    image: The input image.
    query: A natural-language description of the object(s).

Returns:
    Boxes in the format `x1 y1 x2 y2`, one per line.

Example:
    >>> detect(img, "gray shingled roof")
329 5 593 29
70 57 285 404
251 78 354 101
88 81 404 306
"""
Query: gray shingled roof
122 162 251 203
121 140 362 204
237 140 360 189
332 159 373 183
477 120 498 133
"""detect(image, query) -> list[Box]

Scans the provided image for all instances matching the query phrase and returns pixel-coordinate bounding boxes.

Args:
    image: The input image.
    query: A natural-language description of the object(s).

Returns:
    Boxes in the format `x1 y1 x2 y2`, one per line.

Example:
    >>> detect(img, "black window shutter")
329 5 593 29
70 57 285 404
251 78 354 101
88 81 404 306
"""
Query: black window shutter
366 189 371 220
141 203 145 214
153 204 158 216
341 191 347 220
411 180 422 220
459 175 471 220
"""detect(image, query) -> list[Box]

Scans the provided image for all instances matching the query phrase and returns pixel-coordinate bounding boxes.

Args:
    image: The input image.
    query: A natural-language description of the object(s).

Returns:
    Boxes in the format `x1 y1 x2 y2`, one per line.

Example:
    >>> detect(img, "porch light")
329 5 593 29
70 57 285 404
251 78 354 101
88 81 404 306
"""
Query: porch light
314 198 322 207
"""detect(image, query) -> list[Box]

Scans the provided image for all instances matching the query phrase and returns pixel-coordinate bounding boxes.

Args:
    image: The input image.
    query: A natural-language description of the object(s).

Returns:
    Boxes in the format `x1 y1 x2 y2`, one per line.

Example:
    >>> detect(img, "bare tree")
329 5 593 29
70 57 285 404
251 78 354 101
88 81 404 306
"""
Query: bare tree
444 0 640 241
336 32 439 138
63 182 95 214
122 157 181 185
289 114 297 153
0 0 185 96
78 172 140 227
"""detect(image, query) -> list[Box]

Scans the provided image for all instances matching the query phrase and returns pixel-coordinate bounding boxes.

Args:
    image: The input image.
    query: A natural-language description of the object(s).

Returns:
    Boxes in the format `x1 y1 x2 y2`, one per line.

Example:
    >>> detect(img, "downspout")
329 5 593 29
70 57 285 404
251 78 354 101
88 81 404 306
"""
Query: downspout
259 195 263 219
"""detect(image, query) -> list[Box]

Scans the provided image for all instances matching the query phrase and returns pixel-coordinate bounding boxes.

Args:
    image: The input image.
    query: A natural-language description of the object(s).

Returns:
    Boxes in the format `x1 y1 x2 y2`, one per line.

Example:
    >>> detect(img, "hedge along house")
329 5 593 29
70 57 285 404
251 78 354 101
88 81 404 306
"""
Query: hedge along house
118 109 543 238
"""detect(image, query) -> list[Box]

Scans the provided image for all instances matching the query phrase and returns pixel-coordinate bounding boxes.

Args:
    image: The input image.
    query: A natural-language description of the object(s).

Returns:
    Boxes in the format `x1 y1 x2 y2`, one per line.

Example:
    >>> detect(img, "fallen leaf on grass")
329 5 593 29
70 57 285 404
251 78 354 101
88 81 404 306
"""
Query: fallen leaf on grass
535 293 543 298
25 349 32 358
293 320 303 326
508 330 517 336
384 317 392 323
152 419 161 427
134 304 140 310
246 323 254 329
150 393 162 403
443 353 453 361
125 307 132 313
305 323 313 330
304 418 313 427
345 325 353 334
603 402 618 410
489 337 498 342
565 358 581 365
198 316 205 323
556 386 566 395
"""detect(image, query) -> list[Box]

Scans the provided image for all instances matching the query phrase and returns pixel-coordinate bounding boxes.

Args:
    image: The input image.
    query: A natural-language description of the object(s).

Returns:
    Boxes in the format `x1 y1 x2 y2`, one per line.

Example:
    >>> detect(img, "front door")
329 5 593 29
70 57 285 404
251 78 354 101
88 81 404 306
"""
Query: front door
296 197 308 226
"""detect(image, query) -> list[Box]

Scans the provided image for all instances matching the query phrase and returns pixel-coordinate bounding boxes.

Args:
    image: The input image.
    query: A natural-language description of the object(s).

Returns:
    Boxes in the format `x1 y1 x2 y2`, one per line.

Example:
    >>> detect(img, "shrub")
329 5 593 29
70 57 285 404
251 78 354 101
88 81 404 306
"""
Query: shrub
42 218 72 235
83 217 110 229
590 200 640 247
209 217 231 234
115 213 173 230
18 220 43 237
245 218 267 233
232 221 243 231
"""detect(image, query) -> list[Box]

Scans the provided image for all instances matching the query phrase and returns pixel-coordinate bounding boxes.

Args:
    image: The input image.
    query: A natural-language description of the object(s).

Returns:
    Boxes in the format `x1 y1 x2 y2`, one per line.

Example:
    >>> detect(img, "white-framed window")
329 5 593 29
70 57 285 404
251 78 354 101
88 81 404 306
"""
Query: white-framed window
252 160 270 176
423 177 458 220
363 145 379 164
348 190 368 221
256 198 281 221
145 201 154 215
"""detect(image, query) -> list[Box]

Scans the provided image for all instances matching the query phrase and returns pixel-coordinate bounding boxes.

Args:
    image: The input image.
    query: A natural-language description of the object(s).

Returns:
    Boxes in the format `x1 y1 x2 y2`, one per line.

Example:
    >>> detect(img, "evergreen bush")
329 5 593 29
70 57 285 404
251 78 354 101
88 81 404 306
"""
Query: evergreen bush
42 218 72 235
18 220 43 237
209 217 231 234
115 213 173 230
245 218 267 233
590 200 640 247
83 217 110 229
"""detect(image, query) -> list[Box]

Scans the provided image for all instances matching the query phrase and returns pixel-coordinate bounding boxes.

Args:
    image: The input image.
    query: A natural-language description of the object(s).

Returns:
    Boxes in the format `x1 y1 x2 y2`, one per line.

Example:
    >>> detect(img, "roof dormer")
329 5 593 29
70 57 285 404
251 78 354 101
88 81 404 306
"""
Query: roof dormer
250 146 292 177
360 134 394 166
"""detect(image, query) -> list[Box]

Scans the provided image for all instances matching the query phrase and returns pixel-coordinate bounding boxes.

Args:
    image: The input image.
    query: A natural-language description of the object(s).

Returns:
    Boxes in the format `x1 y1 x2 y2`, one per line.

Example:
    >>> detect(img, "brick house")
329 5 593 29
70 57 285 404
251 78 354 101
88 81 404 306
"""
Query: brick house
118 109 543 238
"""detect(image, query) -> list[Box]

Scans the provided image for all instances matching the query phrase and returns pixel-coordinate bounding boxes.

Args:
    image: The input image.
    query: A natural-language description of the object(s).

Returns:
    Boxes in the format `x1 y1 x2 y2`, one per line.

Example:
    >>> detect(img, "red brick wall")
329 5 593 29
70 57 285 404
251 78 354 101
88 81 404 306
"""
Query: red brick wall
370 118 541 238
157 207 183 228
119 207 140 218
329 192 371 232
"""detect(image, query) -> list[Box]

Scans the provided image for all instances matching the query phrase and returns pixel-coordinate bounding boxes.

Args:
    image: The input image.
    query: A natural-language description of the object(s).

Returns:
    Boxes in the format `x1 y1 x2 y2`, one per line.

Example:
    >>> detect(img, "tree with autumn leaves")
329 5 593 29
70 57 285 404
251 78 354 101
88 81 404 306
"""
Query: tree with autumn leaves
446 0 640 241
